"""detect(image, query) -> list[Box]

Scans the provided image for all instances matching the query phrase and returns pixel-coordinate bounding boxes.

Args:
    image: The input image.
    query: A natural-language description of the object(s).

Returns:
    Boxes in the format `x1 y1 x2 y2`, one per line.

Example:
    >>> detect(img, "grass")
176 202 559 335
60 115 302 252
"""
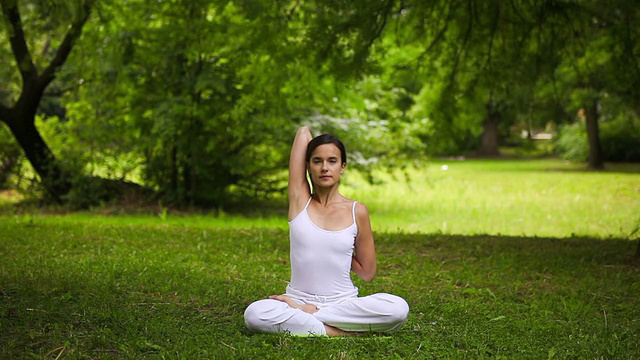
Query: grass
3 158 638 238
343 158 640 238
1 158 639 359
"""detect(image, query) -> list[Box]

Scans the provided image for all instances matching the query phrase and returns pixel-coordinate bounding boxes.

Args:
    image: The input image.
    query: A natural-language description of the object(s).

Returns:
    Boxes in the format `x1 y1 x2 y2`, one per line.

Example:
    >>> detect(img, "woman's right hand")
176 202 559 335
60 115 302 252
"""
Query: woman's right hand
269 294 319 314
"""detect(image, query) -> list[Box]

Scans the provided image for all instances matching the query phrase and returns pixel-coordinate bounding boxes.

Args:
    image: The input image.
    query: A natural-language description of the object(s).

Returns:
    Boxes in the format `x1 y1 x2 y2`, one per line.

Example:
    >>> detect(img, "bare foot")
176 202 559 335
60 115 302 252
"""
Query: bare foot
324 325 366 337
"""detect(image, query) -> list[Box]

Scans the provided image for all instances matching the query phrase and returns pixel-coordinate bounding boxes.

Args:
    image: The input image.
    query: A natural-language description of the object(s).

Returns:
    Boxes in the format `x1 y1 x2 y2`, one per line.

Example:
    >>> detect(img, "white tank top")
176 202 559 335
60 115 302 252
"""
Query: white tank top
287 198 358 297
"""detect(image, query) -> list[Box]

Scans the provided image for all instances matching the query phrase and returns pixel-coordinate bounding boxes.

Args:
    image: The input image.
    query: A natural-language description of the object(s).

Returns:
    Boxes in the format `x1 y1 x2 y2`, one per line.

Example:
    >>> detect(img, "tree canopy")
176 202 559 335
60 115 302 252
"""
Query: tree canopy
1 0 639 206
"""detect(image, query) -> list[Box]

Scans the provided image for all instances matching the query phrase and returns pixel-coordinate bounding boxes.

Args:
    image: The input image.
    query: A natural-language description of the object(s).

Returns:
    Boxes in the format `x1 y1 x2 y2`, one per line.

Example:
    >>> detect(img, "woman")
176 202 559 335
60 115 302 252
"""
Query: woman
244 126 409 336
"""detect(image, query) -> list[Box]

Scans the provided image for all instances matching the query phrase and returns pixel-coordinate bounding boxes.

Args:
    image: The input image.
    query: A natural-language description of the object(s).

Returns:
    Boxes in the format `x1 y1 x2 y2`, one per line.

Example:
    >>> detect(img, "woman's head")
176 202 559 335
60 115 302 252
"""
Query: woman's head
306 134 347 165
305 134 347 190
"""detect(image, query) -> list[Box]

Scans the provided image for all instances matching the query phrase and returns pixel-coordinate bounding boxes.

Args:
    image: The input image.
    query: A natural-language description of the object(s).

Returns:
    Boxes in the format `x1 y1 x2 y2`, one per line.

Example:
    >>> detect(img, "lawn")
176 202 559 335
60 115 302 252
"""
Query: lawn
342 158 640 238
0 159 639 359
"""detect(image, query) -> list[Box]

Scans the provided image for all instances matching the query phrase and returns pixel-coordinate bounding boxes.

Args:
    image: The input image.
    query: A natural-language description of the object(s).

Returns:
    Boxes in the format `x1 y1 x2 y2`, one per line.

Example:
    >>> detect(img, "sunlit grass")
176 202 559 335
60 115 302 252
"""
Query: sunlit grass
341 159 640 238
2 159 638 239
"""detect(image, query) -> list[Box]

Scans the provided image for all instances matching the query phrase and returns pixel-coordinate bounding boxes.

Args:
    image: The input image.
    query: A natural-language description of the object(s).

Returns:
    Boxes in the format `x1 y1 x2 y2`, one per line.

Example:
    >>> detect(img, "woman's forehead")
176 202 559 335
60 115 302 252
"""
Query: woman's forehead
310 143 342 157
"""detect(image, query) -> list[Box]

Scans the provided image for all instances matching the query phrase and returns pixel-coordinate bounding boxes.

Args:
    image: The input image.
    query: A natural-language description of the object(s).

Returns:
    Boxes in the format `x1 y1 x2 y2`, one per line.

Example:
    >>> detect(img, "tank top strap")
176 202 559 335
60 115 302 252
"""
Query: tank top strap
303 197 313 211
351 201 357 224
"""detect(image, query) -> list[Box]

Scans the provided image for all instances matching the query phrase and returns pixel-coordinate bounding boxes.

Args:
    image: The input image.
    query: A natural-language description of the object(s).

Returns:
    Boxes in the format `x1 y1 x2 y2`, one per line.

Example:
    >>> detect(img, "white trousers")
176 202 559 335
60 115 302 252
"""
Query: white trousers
244 291 409 336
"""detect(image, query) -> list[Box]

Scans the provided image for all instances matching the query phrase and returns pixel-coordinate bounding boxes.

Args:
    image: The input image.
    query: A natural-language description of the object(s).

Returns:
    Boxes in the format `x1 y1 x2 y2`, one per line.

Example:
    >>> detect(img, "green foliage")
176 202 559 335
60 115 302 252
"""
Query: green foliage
57 1 296 206
555 114 640 163
305 75 428 171
555 122 589 162
51 0 432 206
3 0 640 206
600 114 640 162
370 1 554 156
0 0 95 107
0 125 23 189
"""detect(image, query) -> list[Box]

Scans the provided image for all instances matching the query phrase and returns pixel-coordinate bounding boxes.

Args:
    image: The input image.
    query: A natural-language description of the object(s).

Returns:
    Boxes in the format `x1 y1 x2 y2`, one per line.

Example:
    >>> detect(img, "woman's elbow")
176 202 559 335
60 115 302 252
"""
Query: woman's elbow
360 268 377 282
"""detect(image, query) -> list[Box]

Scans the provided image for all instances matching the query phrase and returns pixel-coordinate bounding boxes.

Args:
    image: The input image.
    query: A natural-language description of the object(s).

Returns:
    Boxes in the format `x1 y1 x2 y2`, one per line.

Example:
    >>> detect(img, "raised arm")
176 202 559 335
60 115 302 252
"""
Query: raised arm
288 126 313 221
351 202 377 281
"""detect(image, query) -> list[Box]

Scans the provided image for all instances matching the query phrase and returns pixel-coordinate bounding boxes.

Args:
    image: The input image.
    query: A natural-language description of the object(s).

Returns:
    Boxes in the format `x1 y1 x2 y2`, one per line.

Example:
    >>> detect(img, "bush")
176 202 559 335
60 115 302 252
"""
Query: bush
555 122 588 162
0 126 29 191
600 117 640 162
555 115 640 163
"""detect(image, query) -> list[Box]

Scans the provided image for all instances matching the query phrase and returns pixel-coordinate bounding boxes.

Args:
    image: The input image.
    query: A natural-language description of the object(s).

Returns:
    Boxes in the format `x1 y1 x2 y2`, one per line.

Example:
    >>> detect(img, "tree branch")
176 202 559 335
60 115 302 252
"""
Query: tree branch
0 0 38 82
416 1 456 63
449 0 475 84
623 13 640 109
40 1 93 86
481 2 500 74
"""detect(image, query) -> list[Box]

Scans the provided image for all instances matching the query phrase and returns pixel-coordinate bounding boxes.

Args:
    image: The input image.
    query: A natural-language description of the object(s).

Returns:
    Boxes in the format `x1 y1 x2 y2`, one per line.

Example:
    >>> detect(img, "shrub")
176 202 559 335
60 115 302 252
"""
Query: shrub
0 127 23 189
555 122 588 162
600 116 640 162
555 114 640 163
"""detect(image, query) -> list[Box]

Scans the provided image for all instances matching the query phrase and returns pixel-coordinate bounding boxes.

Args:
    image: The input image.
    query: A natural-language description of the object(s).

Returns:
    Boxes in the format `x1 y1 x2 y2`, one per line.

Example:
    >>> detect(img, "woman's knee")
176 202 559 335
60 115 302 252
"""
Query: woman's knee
394 296 410 323
244 299 279 331
380 293 410 324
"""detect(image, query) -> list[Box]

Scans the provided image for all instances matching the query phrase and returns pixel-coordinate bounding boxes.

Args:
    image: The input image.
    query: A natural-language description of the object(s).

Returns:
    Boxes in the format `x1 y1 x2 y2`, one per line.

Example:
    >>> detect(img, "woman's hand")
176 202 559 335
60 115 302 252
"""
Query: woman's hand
269 294 319 314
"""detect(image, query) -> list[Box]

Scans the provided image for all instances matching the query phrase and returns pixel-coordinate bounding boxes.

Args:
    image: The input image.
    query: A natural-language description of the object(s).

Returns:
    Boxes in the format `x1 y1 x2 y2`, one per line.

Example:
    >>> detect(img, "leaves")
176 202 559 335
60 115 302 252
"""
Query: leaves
2 0 640 205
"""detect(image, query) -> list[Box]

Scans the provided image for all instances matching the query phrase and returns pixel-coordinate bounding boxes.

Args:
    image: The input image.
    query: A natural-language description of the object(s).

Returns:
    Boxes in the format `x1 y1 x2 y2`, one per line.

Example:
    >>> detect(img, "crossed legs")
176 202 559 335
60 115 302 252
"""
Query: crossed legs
244 293 409 336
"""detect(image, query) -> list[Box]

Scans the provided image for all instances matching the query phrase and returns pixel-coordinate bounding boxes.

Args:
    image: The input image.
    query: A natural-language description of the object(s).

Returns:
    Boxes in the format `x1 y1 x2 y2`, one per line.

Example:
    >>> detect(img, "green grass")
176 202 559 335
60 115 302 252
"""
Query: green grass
4 158 637 238
1 224 638 359
343 159 640 238
1 159 639 359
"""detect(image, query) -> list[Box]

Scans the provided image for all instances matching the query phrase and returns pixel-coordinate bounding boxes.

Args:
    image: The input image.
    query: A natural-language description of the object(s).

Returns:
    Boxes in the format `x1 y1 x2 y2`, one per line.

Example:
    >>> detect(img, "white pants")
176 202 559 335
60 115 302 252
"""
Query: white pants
244 291 409 336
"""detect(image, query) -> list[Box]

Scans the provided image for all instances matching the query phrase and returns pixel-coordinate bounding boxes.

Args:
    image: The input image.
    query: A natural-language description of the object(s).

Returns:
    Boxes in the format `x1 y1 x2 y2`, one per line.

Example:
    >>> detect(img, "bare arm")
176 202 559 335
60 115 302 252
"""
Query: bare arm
351 202 377 281
288 126 313 221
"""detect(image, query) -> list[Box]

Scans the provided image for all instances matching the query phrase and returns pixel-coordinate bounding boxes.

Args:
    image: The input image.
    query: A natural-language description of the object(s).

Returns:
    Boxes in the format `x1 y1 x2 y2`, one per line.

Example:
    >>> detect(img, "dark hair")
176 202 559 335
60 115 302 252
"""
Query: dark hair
306 134 347 164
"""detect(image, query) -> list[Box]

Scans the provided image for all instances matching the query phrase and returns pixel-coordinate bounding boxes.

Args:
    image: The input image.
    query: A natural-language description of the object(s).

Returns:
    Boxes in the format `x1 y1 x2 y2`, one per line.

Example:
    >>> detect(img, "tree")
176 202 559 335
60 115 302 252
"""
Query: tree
54 0 419 206
349 1 575 157
537 0 640 169
0 0 93 200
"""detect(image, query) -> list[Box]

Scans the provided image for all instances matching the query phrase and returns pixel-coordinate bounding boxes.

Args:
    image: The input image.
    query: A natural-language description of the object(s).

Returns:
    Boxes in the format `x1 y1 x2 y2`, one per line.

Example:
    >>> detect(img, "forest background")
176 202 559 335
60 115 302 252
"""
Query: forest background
1 0 639 209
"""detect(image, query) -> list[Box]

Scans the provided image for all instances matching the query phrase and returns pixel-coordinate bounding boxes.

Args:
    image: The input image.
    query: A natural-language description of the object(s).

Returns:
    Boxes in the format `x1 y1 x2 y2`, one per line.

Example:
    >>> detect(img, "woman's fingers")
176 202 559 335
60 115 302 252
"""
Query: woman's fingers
268 294 319 314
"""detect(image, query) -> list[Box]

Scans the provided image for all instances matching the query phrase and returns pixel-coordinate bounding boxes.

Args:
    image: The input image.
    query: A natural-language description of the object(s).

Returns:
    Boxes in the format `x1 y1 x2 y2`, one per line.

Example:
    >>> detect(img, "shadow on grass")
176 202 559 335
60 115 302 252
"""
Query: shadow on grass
1 224 639 358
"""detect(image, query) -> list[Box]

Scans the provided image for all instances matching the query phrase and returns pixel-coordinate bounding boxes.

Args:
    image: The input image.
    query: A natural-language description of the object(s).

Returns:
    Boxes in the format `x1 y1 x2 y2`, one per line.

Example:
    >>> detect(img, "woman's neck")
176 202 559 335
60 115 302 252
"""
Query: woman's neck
312 186 342 206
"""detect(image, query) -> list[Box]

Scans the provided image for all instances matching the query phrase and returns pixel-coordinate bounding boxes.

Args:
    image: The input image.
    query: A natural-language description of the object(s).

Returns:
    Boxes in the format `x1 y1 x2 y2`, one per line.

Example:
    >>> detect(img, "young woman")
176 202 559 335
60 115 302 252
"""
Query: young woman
244 126 409 336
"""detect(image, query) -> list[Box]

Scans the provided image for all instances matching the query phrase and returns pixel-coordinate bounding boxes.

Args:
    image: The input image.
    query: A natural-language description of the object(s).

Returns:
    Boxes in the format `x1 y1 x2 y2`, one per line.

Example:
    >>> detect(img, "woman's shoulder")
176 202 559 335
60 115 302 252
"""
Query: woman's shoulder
341 196 369 214
339 195 356 206
354 201 369 215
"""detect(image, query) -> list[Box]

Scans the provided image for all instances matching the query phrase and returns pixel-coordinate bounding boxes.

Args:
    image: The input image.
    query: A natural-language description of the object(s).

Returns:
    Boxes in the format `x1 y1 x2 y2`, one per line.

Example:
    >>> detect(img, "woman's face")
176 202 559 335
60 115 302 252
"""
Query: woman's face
307 143 346 188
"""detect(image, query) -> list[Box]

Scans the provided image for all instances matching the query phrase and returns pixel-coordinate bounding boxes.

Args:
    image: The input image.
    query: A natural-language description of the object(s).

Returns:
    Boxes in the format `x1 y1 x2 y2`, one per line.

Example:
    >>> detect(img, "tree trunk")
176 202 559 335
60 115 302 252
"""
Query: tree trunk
478 104 501 156
585 100 604 170
4 113 72 199
0 0 92 201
